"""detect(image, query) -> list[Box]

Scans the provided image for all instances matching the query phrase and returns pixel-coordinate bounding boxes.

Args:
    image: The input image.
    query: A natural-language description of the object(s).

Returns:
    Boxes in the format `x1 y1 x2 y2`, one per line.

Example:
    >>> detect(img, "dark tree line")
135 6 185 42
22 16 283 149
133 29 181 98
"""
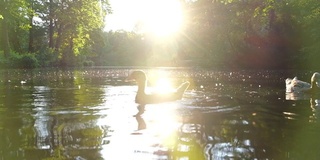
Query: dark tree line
0 0 320 69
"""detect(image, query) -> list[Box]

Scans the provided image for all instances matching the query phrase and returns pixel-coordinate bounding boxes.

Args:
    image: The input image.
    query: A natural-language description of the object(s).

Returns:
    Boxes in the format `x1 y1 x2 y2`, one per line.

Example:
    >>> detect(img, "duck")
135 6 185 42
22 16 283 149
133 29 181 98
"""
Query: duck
286 72 320 94
127 70 190 104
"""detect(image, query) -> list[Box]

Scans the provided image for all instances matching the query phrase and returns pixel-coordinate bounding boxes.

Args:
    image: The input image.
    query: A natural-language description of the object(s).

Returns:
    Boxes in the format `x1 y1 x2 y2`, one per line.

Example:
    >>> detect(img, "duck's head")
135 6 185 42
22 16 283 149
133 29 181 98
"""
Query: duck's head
127 70 147 82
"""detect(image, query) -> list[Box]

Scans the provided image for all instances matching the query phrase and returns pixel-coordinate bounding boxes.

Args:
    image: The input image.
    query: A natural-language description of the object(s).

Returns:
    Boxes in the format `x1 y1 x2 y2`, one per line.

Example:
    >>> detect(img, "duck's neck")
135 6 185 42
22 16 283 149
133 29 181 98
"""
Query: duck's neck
311 79 317 90
310 73 319 90
137 80 146 95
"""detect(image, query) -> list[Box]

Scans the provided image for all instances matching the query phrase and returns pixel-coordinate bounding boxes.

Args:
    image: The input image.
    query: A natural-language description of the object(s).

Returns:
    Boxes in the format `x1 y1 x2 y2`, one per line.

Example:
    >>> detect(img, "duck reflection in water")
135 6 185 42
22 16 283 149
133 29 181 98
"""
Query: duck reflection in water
310 98 320 122
135 105 146 130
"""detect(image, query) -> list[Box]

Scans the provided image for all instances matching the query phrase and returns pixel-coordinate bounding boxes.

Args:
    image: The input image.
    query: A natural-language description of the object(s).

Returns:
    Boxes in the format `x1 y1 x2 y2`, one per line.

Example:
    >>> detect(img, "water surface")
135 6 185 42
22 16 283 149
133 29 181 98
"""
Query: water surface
0 68 319 160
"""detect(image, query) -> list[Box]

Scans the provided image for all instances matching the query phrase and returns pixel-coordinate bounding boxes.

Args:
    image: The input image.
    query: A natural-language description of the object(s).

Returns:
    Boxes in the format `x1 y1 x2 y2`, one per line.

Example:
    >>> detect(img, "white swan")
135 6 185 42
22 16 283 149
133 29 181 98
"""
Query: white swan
286 72 320 93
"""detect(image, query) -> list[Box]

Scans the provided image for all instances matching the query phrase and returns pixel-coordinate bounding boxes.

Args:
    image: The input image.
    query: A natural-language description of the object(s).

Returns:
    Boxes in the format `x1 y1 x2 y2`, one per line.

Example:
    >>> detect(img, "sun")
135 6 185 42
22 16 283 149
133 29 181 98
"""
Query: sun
138 0 183 37
105 0 184 37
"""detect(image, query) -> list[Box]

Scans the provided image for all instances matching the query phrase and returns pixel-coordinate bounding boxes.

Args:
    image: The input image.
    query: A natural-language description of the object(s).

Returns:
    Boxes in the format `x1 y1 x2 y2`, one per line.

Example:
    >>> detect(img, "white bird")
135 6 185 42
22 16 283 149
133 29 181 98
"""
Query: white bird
286 72 320 93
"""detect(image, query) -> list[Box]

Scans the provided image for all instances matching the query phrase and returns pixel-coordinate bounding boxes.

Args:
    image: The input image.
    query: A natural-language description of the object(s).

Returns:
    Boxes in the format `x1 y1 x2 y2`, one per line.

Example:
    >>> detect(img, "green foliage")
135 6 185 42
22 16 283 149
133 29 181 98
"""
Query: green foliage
0 51 9 68
35 48 59 67
1 0 320 69
175 0 318 68
8 52 39 69
88 30 147 66
0 0 111 67
20 53 39 68
0 52 39 68
83 60 95 67
50 0 110 64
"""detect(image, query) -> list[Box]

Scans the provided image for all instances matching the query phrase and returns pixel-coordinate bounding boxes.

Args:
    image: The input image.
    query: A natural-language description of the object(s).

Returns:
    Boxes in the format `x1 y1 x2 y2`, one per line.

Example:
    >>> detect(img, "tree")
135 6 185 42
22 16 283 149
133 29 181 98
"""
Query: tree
47 0 110 66
178 0 305 68
0 0 30 56
291 0 320 68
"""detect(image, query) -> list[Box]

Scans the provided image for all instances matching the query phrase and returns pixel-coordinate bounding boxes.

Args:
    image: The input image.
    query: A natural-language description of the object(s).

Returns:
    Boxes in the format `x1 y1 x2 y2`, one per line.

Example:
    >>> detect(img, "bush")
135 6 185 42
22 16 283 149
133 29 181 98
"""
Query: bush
20 54 39 68
0 51 10 68
8 52 39 69
35 48 59 67
83 60 94 67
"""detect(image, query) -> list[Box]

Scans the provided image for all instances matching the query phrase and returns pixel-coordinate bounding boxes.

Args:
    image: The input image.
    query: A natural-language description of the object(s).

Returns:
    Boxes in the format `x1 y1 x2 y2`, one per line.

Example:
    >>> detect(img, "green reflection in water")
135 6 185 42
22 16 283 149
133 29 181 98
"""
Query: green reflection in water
0 69 110 160
0 69 320 159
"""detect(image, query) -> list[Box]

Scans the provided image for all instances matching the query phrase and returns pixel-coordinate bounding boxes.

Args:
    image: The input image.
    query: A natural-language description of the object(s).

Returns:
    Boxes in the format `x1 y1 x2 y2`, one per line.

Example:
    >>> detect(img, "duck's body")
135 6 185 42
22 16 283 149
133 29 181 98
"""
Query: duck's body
286 72 320 94
135 81 190 104
128 70 190 104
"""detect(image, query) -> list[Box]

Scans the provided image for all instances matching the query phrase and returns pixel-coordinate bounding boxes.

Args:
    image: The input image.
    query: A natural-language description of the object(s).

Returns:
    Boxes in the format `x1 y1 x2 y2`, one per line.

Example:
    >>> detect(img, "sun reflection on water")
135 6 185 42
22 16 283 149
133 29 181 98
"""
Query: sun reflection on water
143 104 181 145
97 84 184 159
99 105 181 159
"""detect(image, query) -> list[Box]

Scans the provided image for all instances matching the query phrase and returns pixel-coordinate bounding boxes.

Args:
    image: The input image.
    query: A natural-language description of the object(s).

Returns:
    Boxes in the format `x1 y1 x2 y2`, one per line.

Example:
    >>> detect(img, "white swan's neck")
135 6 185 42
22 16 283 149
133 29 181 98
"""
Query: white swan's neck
311 79 317 90
310 73 319 91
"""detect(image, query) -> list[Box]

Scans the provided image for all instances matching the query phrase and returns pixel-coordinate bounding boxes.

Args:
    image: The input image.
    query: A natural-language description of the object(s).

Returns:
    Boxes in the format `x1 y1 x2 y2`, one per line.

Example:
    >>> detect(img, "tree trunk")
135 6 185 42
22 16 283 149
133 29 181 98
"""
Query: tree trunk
55 24 62 52
0 0 10 57
1 16 10 58
28 11 34 53
48 0 54 48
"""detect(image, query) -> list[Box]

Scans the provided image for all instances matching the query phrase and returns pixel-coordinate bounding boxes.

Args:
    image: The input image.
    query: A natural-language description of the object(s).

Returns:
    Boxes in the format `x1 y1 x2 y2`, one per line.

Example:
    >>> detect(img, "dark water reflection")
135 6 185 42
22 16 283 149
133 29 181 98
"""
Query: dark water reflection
0 68 320 159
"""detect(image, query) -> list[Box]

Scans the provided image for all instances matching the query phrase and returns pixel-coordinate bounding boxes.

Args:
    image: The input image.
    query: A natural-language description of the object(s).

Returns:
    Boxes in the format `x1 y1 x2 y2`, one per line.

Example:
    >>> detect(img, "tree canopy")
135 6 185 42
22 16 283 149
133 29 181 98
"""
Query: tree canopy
0 0 320 69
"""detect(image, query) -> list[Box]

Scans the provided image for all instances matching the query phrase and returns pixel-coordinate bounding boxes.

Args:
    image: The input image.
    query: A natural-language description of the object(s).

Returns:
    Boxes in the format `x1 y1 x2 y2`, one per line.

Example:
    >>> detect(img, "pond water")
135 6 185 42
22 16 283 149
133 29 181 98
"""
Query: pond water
0 68 320 160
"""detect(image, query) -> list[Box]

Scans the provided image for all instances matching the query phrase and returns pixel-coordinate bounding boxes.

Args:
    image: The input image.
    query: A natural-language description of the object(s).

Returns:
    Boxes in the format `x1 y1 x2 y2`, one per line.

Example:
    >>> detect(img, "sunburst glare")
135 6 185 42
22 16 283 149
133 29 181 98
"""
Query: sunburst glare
155 78 174 93
106 0 184 37
139 0 183 37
